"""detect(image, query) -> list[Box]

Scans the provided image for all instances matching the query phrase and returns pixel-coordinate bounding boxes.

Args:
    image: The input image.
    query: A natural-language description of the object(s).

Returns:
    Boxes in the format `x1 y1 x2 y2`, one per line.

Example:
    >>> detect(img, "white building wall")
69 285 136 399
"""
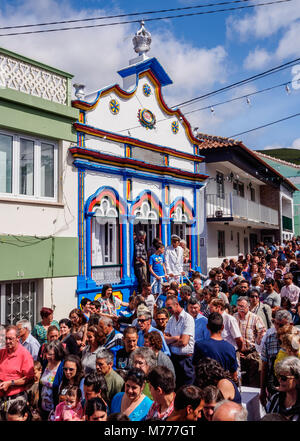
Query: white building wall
0 140 78 238
85 136 124 157
84 171 124 203
84 73 195 155
40 276 78 321
169 186 194 205
169 156 194 173
207 223 261 270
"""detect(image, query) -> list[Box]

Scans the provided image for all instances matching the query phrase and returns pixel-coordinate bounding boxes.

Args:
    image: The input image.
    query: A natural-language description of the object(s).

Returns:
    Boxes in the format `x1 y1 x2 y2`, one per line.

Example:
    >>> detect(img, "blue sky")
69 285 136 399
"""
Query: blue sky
0 0 299 152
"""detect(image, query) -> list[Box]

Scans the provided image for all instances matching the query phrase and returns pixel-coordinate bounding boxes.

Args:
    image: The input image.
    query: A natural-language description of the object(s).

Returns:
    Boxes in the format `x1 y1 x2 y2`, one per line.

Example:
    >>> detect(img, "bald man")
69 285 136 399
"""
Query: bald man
212 400 248 421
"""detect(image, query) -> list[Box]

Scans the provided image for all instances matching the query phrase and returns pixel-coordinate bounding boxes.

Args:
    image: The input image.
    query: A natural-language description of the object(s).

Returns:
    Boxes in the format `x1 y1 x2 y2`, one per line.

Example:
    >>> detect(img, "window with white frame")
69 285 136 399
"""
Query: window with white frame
0 280 37 327
91 197 120 267
172 222 187 242
0 131 57 200
133 201 160 250
171 205 188 243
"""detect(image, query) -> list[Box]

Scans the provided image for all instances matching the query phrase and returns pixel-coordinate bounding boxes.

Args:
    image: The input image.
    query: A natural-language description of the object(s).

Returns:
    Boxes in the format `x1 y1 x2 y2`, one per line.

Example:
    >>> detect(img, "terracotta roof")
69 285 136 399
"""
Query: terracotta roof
196 132 298 191
196 132 240 148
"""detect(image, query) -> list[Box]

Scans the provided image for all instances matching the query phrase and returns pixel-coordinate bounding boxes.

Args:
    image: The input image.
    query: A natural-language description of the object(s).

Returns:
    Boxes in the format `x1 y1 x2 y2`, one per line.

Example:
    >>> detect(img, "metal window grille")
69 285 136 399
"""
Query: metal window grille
0 280 37 326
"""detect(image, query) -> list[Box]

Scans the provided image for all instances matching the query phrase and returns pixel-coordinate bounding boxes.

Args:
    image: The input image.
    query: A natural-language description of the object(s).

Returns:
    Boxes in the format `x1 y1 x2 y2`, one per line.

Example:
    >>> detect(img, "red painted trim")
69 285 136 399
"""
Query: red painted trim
73 123 203 162
72 69 203 147
70 146 208 182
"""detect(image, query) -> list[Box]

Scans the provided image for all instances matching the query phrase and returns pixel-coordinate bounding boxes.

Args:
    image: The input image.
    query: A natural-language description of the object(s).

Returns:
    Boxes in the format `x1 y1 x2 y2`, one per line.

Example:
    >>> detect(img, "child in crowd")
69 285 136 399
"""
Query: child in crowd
149 244 167 301
84 397 108 421
5 400 32 422
54 386 84 421
141 283 156 317
27 360 42 418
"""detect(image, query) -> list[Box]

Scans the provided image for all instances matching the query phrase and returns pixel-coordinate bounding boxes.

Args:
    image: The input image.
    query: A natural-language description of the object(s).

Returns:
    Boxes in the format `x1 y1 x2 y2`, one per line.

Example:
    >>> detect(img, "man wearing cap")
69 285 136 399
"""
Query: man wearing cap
164 235 185 282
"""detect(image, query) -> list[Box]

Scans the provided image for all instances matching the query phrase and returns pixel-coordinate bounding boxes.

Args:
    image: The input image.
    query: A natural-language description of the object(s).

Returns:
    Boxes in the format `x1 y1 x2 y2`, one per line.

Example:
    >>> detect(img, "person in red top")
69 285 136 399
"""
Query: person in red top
0 325 34 414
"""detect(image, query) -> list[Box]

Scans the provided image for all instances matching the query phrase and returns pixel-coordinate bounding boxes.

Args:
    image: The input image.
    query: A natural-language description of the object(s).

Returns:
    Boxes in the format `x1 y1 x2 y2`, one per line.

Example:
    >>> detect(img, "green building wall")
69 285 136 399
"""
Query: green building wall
259 156 300 236
0 235 78 281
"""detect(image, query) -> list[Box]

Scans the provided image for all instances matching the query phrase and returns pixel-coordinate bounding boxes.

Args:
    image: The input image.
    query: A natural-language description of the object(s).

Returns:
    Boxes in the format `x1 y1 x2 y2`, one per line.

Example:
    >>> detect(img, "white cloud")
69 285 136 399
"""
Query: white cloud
151 31 227 107
0 0 135 94
276 21 300 60
241 20 300 71
243 47 274 70
227 1 300 40
0 0 228 109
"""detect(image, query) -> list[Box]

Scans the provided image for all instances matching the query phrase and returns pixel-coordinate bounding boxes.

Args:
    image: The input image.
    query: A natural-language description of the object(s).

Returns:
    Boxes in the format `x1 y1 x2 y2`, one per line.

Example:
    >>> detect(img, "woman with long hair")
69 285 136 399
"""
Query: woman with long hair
194 357 241 404
57 354 84 402
98 284 128 319
81 325 106 375
69 308 88 348
39 340 65 420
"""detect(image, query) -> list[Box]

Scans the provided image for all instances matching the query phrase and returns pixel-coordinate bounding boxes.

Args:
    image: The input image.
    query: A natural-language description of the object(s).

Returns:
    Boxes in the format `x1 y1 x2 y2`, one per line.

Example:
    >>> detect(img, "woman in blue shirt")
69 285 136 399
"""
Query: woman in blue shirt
110 368 152 421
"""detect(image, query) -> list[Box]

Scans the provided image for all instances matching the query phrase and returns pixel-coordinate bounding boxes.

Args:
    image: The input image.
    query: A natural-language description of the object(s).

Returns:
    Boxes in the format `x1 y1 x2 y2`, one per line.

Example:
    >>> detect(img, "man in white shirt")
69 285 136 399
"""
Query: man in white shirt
16 319 40 361
265 257 278 279
280 272 300 307
164 294 195 389
164 235 184 282
208 298 243 352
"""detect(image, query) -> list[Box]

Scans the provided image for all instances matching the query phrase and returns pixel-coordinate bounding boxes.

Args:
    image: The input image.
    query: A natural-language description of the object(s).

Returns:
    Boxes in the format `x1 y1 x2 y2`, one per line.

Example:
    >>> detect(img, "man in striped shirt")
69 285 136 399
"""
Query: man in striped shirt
234 296 266 387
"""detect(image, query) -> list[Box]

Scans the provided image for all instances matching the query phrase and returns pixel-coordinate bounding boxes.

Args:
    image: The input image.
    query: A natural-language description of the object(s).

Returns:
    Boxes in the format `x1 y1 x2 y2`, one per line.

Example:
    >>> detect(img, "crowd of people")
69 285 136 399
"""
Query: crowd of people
1 233 300 422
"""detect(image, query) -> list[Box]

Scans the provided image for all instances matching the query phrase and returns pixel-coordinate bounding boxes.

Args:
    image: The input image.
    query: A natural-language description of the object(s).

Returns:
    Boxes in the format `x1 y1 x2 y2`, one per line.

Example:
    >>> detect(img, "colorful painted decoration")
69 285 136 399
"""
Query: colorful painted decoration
143 83 151 97
109 99 120 115
171 120 179 134
138 108 156 129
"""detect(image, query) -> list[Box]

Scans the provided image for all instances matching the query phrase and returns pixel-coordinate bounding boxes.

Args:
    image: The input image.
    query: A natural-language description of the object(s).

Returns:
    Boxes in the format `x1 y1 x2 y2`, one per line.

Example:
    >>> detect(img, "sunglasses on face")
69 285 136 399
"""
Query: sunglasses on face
250 295 258 298
278 375 294 382
137 319 148 323
63 367 75 372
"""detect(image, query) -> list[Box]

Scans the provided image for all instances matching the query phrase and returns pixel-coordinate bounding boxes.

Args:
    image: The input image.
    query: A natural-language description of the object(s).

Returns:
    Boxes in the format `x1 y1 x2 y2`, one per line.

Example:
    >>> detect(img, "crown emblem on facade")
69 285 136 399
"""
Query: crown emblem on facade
132 21 152 55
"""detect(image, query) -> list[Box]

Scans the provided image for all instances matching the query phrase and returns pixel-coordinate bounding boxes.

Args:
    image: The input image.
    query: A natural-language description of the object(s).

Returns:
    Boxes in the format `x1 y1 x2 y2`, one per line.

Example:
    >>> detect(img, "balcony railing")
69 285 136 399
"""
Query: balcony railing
0 48 70 105
91 265 122 286
207 193 279 226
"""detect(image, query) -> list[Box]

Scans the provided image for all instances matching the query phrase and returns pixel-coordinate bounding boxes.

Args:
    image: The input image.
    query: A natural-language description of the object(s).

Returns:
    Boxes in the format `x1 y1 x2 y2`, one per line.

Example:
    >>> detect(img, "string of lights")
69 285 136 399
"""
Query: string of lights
173 57 300 108
183 81 293 116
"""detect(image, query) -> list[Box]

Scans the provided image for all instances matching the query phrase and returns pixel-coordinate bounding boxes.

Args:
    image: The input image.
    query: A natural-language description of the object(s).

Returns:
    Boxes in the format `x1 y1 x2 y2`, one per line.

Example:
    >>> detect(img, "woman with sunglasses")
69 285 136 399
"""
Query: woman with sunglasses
39 340 65 420
110 368 153 421
57 354 84 403
266 356 300 420
249 288 273 330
